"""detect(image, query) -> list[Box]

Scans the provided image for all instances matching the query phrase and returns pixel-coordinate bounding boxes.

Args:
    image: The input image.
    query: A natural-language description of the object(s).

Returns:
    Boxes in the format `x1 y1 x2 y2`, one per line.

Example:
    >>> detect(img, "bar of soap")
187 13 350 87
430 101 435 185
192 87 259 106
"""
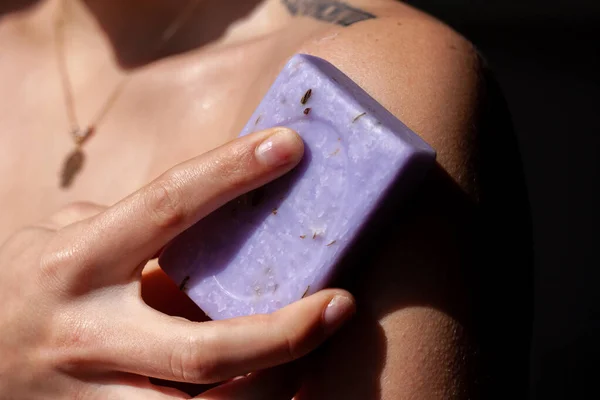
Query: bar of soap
160 54 435 320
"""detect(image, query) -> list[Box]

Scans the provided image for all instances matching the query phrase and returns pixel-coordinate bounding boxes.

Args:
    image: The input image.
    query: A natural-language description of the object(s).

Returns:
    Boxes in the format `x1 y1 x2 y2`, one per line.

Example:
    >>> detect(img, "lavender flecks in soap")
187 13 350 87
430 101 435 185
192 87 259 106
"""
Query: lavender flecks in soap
160 54 436 320
179 276 190 292
352 112 367 123
300 89 312 105
302 286 311 299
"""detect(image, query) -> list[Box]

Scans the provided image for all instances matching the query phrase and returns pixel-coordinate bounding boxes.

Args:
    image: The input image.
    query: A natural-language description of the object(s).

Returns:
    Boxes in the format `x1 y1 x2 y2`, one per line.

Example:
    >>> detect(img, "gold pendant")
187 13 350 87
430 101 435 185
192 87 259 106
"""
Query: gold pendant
71 126 94 146
60 127 93 189
60 148 85 189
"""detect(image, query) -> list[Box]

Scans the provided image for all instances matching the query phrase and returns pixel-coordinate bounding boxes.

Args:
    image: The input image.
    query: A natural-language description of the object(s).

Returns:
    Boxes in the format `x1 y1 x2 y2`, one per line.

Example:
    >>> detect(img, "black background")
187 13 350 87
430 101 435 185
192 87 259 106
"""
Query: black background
404 1 599 398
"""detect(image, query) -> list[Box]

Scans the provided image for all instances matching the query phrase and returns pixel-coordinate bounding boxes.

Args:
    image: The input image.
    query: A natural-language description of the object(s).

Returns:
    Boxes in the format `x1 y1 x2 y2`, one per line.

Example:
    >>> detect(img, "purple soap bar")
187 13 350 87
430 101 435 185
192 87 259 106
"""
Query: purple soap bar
160 54 435 320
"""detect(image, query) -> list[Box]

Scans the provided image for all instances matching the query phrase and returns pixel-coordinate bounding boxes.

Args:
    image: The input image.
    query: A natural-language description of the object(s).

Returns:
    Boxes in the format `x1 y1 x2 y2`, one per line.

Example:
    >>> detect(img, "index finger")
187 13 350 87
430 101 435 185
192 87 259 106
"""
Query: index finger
72 127 303 272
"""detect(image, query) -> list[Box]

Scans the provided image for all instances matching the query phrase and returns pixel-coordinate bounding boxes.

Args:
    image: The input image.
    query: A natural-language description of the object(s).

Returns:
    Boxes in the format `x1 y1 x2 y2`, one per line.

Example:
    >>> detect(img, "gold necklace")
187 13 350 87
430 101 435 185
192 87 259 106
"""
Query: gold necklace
54 0 200 189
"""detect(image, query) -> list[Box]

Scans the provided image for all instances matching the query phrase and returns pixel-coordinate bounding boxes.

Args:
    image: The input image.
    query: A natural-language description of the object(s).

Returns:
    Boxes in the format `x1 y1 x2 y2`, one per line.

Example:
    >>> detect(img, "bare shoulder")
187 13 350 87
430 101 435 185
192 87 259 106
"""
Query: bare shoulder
298 4 484 192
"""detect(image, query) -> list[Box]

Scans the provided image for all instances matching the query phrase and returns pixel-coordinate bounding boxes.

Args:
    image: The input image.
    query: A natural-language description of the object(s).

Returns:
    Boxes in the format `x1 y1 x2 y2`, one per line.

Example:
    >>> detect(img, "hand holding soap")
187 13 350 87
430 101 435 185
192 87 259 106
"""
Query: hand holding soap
160 54 436 320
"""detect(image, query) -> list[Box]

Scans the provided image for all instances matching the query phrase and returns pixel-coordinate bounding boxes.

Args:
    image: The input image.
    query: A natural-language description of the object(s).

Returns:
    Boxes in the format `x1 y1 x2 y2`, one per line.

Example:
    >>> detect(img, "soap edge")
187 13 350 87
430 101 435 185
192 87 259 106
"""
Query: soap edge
292 54 436 158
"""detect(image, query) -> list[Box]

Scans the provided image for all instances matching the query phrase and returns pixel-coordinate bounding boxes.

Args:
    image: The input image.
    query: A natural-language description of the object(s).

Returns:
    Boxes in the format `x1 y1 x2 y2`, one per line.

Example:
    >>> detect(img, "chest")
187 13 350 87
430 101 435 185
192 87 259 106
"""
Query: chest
0 45 287 240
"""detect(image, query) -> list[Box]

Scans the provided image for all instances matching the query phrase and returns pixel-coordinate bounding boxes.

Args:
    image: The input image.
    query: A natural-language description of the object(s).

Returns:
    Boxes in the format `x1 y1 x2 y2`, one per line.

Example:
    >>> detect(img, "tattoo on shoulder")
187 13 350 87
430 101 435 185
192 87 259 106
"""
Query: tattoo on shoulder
281 0 376 27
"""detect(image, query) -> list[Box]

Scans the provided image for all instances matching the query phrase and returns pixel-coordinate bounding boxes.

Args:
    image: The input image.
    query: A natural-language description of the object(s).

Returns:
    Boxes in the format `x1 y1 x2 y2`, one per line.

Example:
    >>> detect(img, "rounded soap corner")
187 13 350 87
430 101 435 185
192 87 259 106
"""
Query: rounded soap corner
293 53 317 63
286 53 308 69
413 138 437 165
290 53 330 69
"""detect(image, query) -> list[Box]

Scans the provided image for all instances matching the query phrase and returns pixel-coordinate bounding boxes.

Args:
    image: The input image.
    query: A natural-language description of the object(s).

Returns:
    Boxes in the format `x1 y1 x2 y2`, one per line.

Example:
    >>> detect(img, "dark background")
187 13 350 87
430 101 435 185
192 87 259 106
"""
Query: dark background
404 1 599 399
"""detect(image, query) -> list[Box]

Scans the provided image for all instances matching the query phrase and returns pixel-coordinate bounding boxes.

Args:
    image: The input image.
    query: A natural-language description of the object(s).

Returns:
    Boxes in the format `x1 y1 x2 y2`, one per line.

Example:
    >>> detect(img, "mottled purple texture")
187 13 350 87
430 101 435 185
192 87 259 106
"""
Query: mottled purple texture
160 54 435 320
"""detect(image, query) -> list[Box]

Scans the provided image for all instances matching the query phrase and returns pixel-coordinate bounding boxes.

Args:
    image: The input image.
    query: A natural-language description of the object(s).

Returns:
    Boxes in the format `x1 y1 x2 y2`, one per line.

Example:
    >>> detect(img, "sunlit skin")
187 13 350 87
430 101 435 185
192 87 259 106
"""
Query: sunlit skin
0 0 490 398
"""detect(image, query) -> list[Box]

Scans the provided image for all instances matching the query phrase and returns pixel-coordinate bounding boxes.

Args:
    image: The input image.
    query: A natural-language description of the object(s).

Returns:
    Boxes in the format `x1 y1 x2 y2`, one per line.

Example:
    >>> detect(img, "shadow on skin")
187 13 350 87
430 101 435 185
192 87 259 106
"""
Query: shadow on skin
298 299 388 400
0 0 39 16
141 262 210 323
141 158 478 399
0 0 266 69
295 163 478 399
78 0 266 69
297 69 533 399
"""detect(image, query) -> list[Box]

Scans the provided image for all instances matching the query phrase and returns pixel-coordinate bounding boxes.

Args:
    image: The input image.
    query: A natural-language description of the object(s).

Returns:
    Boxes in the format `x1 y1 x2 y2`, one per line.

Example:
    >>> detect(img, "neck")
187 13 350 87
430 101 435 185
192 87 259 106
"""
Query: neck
74 0 206 67
5 0 381 68
7 0 274 68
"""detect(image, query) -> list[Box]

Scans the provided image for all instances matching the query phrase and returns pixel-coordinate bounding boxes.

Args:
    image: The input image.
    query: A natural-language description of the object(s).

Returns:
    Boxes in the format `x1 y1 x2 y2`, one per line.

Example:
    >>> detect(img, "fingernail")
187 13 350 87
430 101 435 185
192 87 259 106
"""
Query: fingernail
255 128 304 167
323 295 355 334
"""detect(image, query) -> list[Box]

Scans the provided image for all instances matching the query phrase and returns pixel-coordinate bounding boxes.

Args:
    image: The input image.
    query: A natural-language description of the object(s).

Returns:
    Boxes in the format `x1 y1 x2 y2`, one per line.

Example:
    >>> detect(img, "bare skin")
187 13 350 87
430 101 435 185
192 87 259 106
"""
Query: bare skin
0 0 492 398
0 0 478 240
0 126 358 399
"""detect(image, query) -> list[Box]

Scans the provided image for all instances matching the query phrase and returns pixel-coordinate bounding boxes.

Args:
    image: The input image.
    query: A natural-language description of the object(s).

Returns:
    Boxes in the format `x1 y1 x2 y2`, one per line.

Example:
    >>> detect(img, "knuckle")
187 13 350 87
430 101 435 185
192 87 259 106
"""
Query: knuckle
0 227 70 292
145 175 186 230
37 244 75 290
170 334 214 383
269 314 303 361
212 148 253 190
5 226 91 293
281 327 301 362
36 233 89 291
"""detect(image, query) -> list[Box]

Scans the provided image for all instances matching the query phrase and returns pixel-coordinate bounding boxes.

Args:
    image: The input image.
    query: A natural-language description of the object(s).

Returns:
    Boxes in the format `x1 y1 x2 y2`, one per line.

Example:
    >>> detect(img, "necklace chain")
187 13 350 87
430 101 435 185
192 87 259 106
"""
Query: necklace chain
55 0 199 188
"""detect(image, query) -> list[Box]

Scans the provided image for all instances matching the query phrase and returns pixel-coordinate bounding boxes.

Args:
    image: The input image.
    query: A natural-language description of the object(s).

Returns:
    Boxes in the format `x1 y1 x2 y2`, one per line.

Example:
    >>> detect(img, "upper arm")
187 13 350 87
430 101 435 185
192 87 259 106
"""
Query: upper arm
296 16 493 400
301 16 483 195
